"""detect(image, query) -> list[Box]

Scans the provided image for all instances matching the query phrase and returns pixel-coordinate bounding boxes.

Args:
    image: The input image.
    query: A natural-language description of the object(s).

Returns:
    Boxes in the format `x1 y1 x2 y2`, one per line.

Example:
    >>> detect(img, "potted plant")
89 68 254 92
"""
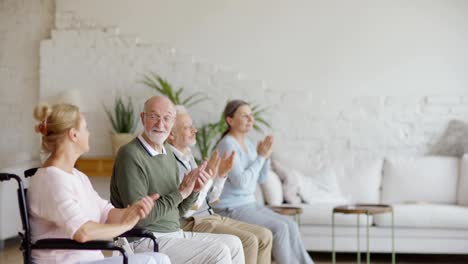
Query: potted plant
141 72 208 107
104 96 138 156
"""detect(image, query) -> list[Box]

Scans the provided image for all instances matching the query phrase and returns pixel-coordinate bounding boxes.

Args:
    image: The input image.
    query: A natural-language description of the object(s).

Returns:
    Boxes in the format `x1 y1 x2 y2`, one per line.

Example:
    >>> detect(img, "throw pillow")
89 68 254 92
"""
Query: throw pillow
272 159 302 204
337 158 383 204
260 170 283 206
255 184 265 205
381 156 458 204
301 167 348 204
430 119 468 157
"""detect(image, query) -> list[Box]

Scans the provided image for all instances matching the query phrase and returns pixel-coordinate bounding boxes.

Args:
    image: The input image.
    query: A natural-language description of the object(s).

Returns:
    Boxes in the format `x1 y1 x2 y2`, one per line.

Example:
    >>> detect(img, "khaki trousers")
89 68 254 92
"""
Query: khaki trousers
182 214 273 264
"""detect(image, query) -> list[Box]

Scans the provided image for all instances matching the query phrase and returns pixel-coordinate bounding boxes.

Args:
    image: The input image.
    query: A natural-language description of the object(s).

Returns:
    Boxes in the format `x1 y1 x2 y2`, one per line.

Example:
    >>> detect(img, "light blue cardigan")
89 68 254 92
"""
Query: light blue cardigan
214 135 271 209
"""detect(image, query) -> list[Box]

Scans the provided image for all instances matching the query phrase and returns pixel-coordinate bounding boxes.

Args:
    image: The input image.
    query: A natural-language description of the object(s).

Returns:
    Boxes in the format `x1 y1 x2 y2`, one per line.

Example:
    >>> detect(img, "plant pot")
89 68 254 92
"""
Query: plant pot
111 133 135 156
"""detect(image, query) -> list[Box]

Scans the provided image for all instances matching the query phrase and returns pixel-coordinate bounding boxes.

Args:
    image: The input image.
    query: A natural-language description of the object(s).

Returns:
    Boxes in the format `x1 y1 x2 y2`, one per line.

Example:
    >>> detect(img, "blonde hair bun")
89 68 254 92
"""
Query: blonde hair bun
34 103 52 122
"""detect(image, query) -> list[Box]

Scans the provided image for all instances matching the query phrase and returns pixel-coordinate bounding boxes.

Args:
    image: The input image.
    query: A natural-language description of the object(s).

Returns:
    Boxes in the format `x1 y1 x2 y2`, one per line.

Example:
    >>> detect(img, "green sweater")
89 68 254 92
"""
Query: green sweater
110 138 199 232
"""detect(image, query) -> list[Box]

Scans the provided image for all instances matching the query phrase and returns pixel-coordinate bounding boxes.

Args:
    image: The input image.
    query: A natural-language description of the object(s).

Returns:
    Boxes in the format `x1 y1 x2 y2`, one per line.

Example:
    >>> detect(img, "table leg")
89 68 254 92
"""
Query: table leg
357 214 361 264
391 210 396 264
366 214 370 264
332 213 336 264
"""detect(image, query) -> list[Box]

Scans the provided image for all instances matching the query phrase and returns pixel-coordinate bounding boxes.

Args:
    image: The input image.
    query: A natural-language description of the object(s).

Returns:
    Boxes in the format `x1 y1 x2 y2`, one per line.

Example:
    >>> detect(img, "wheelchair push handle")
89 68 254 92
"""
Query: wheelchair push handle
0 173 21 182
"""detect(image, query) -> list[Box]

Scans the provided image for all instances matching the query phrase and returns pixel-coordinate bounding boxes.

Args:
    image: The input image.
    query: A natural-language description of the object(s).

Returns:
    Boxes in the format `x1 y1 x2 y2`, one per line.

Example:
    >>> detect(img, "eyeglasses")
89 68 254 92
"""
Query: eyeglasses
144 113 175 123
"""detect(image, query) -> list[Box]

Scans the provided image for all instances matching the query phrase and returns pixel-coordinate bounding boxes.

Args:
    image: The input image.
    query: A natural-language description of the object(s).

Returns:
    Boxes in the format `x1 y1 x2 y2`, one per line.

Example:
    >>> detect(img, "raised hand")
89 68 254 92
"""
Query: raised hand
206 150 221 178
218 151 236 178
179 161 208 198
122 193 160 227
257 135 274 158
193 169 210 192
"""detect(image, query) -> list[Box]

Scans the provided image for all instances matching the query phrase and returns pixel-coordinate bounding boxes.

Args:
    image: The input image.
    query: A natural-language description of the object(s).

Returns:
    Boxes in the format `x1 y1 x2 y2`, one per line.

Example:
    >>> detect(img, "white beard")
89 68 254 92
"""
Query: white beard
187 139 197 147
146 129 169 145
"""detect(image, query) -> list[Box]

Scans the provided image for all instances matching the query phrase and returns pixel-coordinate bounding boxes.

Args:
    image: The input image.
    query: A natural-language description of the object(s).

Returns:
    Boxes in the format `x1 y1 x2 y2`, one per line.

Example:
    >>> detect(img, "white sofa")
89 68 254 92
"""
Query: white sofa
258 155 468 254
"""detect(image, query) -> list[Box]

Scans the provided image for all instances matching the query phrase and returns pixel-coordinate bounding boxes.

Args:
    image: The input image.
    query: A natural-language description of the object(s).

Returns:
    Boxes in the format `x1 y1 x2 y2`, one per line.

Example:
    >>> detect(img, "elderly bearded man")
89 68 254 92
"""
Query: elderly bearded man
111 96 244 264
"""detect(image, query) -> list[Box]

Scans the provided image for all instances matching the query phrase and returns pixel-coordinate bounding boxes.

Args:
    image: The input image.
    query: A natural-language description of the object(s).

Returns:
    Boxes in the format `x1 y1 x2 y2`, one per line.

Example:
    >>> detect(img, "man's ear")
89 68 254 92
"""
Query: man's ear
140 112 145 125
68 128 78 142
168 130 175 142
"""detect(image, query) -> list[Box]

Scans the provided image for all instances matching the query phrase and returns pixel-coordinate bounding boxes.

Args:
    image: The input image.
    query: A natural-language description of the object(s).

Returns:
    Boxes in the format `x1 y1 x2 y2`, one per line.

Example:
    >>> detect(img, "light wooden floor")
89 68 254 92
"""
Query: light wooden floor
2 239 468 263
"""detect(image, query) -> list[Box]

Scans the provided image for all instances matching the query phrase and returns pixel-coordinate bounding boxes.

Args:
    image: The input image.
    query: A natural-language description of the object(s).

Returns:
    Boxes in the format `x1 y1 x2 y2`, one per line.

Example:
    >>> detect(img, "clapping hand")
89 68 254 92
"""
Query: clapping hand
217 151 236 178
179 161 209 198
122 193 160 227
206 150 221 178
257 135 274 159
193 161 210 192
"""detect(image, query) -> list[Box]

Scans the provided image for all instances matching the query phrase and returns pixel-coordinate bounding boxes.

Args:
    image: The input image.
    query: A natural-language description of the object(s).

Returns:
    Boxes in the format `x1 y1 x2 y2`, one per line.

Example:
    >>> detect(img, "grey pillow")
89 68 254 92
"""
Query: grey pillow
430 120 468 157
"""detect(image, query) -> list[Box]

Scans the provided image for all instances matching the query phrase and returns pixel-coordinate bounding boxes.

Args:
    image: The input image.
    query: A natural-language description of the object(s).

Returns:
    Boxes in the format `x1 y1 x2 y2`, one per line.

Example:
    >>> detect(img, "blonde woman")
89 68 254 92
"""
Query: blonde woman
29 103 171 264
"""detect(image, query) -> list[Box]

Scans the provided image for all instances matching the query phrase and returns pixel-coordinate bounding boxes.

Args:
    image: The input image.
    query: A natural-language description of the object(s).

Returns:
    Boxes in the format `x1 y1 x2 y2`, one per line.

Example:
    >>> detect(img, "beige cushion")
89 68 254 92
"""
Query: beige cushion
430 120 468 157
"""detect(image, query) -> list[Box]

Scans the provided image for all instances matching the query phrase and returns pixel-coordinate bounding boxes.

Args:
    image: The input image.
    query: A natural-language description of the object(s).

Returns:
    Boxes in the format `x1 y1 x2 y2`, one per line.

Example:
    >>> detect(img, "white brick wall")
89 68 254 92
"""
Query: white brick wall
5 1 466 241
0 0 54 169
40 14 468 173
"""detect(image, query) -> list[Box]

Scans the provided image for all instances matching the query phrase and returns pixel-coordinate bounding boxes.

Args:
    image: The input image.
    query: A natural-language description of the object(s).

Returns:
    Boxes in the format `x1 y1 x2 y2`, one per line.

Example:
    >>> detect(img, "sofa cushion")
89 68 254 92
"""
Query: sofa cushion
260 170 283 206
301 167 348 204
381 156 459 204
271 159 302 204
300 203 373 226
374 204 468 229
255 184 265 205
458 154 468 206
335 159 383 204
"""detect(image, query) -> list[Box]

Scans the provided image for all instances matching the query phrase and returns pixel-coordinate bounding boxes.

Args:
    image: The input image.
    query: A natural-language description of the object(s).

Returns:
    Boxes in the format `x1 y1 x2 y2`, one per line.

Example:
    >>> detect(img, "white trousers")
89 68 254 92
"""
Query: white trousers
80 252 171 264
133 229 245 264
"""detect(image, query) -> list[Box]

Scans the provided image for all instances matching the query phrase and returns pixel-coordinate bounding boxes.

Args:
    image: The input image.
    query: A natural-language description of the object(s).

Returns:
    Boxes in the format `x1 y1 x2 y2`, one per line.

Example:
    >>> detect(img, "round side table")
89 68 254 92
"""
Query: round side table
332 204 395 264
269 205 303 225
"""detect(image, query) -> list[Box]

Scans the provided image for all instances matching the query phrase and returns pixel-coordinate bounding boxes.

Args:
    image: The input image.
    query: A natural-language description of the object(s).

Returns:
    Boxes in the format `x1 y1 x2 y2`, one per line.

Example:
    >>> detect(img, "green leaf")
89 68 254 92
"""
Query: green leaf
141 71 208 108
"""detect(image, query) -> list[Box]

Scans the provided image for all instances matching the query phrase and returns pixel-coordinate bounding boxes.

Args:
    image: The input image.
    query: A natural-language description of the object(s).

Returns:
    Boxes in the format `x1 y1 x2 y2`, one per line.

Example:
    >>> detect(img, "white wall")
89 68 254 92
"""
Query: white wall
1 1 467 239
0 0 54 241
57 0 468 97
44 0 468 172
0 0 54 169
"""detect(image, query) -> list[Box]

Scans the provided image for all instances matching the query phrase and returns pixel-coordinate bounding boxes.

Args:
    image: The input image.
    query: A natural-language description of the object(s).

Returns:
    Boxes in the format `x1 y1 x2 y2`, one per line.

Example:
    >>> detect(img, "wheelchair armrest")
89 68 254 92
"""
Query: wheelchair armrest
119 228 155 239
118 228 158 252
33 239 128 264
33 238 124 252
